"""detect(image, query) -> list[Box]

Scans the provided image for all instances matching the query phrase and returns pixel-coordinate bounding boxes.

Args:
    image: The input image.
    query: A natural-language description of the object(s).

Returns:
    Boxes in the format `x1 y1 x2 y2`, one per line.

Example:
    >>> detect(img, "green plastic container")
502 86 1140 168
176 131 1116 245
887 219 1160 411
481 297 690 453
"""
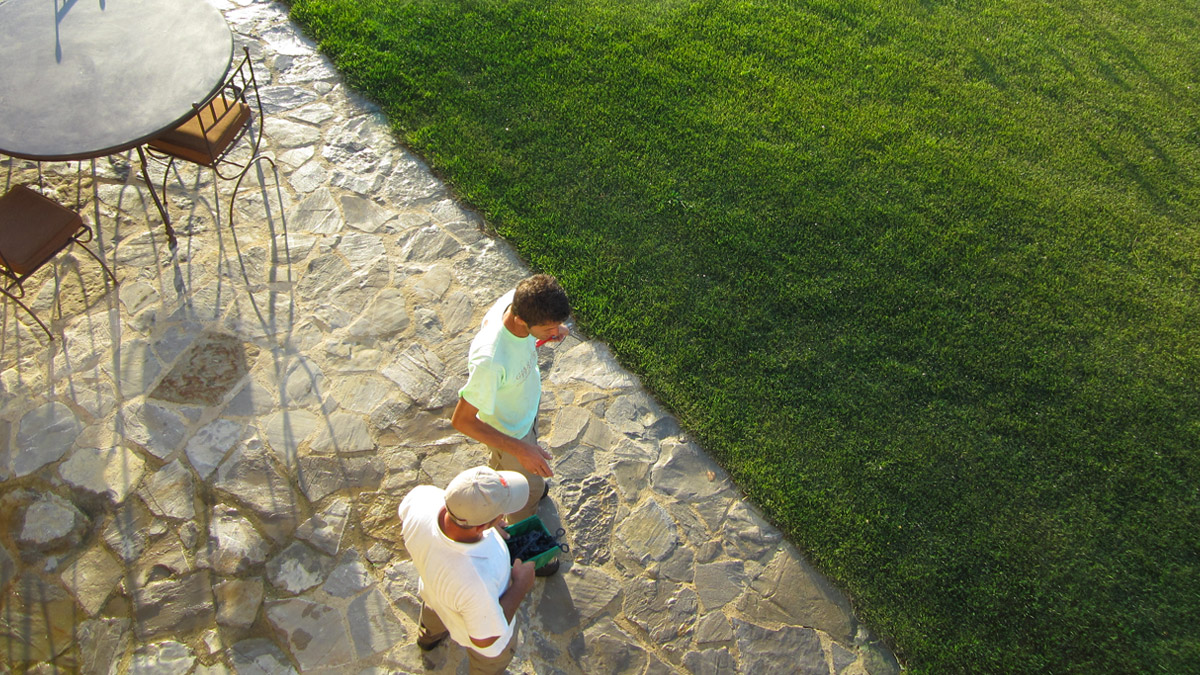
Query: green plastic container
504 515 561 569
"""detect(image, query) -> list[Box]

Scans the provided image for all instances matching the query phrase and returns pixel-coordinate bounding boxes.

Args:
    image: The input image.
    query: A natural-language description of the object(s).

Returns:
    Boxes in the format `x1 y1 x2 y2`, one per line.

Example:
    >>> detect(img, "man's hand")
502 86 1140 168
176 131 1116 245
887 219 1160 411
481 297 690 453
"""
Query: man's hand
514 440 554 478
511 558 536 595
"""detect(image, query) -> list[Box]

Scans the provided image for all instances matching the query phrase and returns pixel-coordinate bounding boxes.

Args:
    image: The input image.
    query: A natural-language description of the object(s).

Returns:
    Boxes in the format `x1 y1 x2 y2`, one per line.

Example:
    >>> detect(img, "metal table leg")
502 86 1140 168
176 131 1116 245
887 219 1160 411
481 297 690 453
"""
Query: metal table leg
136 145 178 250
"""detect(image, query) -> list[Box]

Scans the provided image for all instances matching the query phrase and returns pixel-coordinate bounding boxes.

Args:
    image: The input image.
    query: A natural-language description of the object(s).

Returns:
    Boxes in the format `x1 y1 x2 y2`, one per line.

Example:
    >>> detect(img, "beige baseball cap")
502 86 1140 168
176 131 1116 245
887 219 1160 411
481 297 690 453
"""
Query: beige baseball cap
444 466 530 527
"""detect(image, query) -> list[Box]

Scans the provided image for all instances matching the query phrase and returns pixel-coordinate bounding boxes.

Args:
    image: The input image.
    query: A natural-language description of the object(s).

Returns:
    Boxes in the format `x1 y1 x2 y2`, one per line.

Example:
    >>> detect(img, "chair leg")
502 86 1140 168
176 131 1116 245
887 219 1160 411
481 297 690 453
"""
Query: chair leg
73 241 119 289
136 145 178 250
1 286 53 339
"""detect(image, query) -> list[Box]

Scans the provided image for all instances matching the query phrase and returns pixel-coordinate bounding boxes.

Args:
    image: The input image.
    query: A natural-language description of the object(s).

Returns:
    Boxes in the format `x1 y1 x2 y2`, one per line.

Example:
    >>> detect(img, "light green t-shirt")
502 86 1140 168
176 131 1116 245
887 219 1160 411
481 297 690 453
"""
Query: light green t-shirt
458 290 540 438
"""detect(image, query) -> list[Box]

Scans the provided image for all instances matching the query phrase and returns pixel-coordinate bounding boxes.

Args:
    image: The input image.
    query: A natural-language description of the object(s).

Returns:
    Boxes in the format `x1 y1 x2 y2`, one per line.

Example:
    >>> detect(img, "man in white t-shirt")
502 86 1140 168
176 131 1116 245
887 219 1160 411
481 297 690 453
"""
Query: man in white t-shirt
452 275 570 529
398 466 536 674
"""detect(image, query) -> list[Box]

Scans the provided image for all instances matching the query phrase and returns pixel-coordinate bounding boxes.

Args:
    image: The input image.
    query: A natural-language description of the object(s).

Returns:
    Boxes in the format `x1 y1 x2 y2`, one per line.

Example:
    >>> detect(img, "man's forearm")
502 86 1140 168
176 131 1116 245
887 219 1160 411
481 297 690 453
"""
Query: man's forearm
452 410 526 456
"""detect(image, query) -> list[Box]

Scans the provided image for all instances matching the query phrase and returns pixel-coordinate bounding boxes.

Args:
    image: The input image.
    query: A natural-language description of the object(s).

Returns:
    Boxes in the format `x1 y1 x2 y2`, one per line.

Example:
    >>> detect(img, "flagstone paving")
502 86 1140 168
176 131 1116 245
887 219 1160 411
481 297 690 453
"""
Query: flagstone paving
0 1 901 673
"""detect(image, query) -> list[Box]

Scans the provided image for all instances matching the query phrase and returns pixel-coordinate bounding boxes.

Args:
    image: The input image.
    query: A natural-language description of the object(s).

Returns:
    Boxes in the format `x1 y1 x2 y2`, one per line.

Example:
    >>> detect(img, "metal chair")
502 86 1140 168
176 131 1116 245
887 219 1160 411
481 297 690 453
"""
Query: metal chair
0 184 119 338
141 45 265 243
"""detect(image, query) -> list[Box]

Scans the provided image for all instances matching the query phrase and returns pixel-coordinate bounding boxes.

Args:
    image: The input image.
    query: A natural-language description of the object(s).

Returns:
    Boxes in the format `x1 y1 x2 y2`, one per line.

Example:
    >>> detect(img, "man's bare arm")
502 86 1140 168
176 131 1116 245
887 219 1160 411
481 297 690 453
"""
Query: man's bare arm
468 559 537 649
451 397 553 477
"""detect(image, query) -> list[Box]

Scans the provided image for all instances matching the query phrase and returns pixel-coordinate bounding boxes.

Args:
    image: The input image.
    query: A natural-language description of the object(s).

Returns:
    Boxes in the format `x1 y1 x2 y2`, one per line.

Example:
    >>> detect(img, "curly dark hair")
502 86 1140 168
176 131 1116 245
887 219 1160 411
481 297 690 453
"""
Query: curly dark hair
512 274 570 327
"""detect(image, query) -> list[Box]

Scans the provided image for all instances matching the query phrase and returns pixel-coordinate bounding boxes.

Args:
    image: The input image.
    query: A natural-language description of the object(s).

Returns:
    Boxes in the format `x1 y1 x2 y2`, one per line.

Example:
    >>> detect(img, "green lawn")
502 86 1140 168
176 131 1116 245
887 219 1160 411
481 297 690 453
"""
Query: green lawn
285 0 1200 671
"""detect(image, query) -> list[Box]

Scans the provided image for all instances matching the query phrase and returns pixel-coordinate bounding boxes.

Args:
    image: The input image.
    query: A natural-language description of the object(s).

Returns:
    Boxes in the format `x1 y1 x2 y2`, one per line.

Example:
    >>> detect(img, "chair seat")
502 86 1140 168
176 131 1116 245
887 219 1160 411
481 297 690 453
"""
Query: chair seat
0 185 84 277
148 96 252 167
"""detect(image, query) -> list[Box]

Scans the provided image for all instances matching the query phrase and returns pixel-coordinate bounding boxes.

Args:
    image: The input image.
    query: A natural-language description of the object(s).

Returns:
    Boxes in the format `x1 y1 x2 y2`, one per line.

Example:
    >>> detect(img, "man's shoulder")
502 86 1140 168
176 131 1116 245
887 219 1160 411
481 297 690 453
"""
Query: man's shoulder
399 485 442 521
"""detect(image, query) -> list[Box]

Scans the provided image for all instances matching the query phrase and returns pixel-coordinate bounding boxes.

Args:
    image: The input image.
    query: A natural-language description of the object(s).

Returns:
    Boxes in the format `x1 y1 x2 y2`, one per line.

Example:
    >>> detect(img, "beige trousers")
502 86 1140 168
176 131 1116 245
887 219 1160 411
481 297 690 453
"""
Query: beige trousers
488 427 545 523
419 602 515 675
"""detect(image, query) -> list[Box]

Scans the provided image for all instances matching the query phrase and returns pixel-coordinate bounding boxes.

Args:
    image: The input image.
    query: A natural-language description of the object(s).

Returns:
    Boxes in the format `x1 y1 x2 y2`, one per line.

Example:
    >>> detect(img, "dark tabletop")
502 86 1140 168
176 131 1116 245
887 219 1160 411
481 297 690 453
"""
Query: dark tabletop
0 0 233 161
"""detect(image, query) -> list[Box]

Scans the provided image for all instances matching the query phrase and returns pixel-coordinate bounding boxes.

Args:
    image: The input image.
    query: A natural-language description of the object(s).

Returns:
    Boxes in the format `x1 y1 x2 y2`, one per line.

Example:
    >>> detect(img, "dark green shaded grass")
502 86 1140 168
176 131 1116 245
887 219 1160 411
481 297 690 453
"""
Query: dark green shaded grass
285 0 1200 671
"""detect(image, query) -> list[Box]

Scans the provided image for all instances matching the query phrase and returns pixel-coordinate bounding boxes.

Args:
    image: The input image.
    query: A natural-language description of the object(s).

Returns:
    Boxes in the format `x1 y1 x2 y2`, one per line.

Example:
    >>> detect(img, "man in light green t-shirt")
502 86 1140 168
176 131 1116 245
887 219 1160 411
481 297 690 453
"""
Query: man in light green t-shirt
452 275 571 526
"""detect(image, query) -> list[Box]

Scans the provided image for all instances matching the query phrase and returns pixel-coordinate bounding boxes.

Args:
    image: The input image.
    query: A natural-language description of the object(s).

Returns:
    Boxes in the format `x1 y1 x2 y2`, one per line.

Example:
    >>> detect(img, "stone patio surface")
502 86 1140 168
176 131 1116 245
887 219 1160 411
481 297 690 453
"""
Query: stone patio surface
0 1 901 673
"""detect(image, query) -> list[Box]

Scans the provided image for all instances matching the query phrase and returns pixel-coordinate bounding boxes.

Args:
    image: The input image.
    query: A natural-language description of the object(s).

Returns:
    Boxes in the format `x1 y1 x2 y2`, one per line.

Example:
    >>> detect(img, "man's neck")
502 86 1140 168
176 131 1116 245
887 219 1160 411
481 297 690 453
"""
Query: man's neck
438 507 484 543
502 305 530 338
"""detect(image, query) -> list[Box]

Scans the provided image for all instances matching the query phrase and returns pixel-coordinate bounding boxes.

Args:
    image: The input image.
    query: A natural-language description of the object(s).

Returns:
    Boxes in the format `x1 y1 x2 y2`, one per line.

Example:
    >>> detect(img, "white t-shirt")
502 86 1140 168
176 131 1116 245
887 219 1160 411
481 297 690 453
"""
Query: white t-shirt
397 485 514 657
459 289 541 438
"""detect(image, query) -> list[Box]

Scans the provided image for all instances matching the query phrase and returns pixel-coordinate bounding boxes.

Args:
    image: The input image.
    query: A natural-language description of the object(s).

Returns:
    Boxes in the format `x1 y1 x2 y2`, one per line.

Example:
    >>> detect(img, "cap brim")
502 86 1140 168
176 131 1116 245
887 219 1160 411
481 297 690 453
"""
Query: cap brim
497 470 530 516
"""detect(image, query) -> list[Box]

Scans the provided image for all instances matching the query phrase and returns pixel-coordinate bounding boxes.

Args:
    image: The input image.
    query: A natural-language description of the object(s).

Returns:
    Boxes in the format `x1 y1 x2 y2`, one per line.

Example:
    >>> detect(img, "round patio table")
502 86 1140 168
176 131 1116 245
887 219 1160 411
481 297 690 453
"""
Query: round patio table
0 0 235 248
0 0 234 161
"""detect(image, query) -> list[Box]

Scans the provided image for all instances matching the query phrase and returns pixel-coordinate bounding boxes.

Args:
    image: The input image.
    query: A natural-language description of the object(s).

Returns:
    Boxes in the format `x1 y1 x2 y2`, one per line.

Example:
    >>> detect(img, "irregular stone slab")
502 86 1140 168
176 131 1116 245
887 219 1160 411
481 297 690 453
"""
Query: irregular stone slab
150 332 255 407
0 543 14 591
290 190 343 235
55 311 114 375
59 445 147 504
741 549 856 643
622 577 698 643
1 574 78 664
266 541 334 594
230 638 299 675
265 597 354 670
128 639 195 673
296 454 385 503
405 266 452 303
683 648 737 675
110 338 163 396
721 500 784 561
76 617 131 675
346 287 410 338
329 375 394 415
441 290 475 336
379 558 420 617
260 408 320 464
212 441 299 537
550 342 635 390
733 619 825 675
133 570 216 639
225 378 282 417
66 382 118 422
563 565 621 621
214 578 264 629
861 640 902 675
322 556 371 601
558 475 618 566
185 419 246 479
12 401 81 476
340 194 396 232
257 85 320 115
131 535 195 588
650 440 731 502
695 613 734 644
336 231 387 269
139 459 197 521
579 618 647 675
20 493 87 549
295 498 351 555
833 642 858 673
397 224 461 262
694 560 746 612
60 545 123 616
119 401 187 459
347 587 407 659
308 411 374 454
380 344 446 409
208 507 270 576
264 117 322 148
546 406 590 449
616 498 677 564
103 500 156 562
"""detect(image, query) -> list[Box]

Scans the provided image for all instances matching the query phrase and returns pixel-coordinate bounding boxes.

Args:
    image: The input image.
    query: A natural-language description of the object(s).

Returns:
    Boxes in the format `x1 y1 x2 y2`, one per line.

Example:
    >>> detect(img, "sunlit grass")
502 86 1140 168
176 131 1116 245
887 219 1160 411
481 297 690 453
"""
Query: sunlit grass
286 0 1200 671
